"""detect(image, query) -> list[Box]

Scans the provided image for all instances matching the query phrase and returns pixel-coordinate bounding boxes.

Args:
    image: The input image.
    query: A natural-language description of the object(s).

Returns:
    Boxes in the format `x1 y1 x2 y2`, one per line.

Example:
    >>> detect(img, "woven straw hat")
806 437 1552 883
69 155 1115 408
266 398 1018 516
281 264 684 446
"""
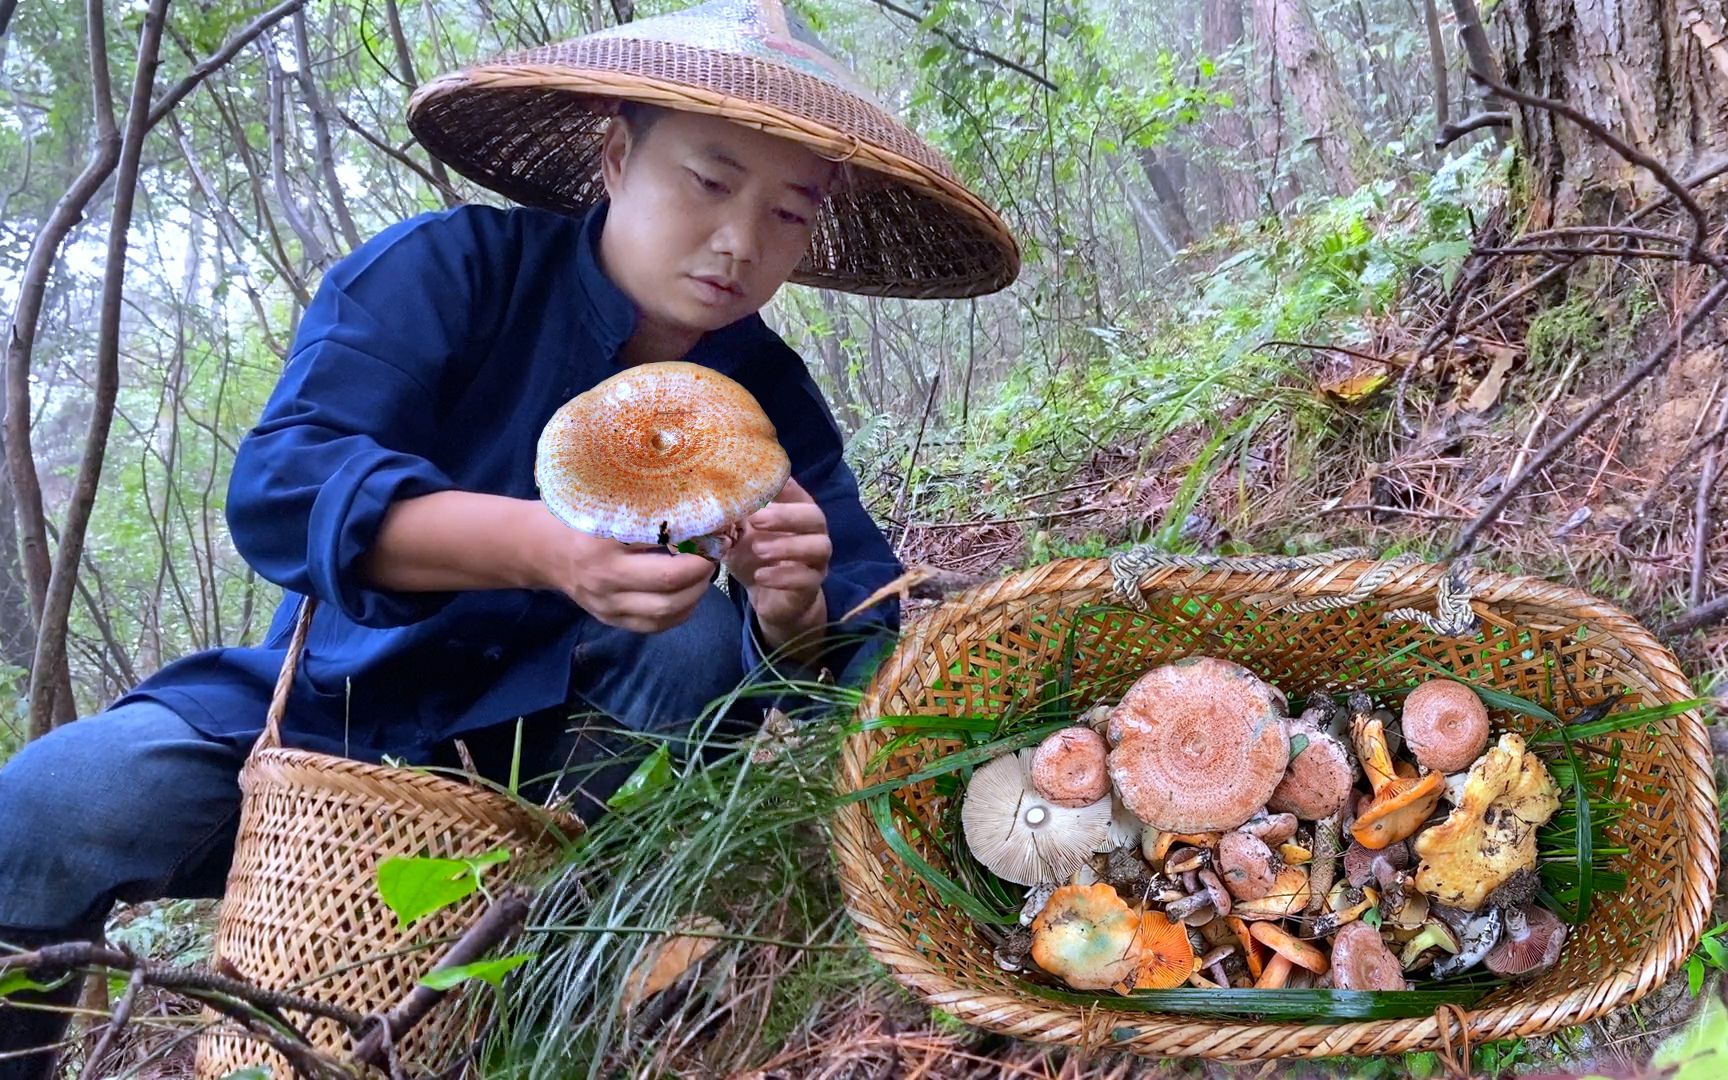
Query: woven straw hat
406 0 1019 299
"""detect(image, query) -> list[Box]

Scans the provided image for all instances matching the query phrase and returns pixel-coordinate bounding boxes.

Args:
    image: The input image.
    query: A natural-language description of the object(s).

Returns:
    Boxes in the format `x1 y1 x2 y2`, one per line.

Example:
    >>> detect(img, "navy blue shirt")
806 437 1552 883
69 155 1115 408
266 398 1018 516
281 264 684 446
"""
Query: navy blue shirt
118 201 902 760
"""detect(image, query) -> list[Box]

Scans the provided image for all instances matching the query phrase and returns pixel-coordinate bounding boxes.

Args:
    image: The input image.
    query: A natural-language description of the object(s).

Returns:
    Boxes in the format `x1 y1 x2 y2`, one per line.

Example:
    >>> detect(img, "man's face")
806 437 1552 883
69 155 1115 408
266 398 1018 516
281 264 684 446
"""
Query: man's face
598 109 834 336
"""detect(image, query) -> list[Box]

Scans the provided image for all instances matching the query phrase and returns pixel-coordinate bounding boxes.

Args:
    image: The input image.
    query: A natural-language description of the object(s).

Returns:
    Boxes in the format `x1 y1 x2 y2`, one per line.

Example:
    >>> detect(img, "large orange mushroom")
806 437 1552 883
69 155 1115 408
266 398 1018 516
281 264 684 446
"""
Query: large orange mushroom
535 361 790 558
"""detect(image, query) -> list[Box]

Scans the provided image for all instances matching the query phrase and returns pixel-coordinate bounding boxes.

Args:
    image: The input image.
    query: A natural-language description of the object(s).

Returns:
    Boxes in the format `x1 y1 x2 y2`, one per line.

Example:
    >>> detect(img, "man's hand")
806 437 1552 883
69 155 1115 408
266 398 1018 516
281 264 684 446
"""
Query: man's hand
553 531 717 634
725 477 832 652
361 492 717 634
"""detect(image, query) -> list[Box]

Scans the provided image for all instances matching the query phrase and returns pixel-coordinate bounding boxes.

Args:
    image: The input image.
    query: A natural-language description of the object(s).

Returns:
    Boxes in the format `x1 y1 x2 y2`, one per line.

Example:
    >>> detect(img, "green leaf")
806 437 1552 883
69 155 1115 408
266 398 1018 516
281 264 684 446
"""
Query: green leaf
837 720 1069 805
1027 984 1491 1020
217 1070 272 1080
377 849 510 929
1288 733 1310 760
419 952 535 990
870 795 1015 925
0 970 64 998
1362 906 1384 929
1529 698 1706 743
1703 937 1728 968
1690 955 1707 996
1416 239 1473 264
607 744 674 812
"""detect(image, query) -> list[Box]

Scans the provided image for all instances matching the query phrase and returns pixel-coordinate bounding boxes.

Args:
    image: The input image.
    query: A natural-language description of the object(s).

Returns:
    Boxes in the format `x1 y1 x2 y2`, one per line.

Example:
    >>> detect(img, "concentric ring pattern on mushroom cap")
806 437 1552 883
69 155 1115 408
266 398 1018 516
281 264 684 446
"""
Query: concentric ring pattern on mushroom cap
534 361 791 544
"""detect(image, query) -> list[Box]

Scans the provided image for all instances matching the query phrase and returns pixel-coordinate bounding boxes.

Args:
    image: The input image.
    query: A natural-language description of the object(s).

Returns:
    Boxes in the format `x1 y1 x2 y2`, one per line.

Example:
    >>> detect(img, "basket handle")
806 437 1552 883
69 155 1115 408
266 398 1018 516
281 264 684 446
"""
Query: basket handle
254 595 317 755
1107 546 1480 637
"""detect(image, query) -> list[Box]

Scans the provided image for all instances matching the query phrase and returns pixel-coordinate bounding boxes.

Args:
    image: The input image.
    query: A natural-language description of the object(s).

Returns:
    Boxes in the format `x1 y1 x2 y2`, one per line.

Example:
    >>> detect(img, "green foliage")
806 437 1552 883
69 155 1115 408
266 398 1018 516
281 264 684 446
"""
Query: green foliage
376 849 511 930
421 952 536 990
1688 923 1728 996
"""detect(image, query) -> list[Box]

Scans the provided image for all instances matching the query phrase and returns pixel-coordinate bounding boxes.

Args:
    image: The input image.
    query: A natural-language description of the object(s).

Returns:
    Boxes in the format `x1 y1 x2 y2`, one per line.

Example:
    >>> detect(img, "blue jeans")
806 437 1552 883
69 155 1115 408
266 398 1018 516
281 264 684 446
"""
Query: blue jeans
0 586 749 936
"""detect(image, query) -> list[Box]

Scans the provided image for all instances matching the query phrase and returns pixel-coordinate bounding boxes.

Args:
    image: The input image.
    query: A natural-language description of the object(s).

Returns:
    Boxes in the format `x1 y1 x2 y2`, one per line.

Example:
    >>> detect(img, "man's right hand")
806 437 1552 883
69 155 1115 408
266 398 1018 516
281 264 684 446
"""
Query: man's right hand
361 492 716 634
545 525 716 634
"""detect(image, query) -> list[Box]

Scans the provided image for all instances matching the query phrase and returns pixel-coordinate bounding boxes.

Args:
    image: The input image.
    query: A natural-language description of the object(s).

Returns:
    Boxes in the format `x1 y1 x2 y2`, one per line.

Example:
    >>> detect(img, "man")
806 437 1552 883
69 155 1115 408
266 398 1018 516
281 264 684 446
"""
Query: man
0 1 1017 1074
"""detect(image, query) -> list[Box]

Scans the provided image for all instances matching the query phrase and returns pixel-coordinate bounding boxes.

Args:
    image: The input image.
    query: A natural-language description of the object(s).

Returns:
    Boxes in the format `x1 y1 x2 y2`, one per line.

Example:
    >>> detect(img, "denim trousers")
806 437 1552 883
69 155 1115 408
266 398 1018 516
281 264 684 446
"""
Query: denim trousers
0 585 752 938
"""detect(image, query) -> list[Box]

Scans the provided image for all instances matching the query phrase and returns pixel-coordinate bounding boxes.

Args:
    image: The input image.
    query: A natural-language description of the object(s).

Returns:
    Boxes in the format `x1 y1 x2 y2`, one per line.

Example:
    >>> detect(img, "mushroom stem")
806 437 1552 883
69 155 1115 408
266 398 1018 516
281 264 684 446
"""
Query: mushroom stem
1307 811 1345 914
1352 711 1400 796
1254 953 1294 989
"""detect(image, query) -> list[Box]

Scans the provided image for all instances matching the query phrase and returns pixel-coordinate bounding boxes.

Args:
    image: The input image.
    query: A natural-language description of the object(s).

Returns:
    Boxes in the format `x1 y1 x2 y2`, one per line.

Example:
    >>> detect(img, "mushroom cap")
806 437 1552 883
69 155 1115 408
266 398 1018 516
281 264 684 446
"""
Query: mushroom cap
1031 727 1112 807
1344 839 1410 887
1349 773 1444 850
1413 733 1561 911
535 361 790 545
1330 921 1408 990
961 750 1112 885
1231 865 1312 920
1030 883 1143 991
1030 883 1193 992
1249 920 1329 973
1483 905 1567 976
1106 656 1288 745
1217 830 1280 901
1402 679 1491 773
1268 722 1355 820
1106 658 1290 832
1127 910 1197 991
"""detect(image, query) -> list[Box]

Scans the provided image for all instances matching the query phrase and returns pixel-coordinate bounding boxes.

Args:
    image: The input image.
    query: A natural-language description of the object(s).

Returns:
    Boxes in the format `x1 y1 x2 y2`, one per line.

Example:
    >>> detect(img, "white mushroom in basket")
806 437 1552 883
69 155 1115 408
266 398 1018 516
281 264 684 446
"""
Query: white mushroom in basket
961 750 1111 885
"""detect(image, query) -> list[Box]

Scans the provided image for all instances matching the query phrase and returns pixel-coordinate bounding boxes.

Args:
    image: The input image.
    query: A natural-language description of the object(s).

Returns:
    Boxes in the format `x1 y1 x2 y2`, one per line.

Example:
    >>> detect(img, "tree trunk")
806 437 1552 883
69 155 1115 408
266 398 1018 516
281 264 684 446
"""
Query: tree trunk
1136 148 1198 248
1423 0 1450 132
1202 0 1261 222
27 0 173 738
1496 0 1728 223
0 444 36 673
1252 0 1372 196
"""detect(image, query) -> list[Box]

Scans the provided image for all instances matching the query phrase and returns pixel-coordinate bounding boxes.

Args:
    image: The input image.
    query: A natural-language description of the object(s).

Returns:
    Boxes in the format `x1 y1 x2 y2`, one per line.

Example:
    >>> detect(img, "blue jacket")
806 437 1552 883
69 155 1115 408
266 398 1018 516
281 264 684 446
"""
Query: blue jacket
118 201 902 761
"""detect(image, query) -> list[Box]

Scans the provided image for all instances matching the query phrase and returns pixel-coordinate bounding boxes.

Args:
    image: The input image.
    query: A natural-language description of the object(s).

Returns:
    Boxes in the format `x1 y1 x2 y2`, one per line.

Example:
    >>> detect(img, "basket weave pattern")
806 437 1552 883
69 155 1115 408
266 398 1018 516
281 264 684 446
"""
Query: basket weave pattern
193 604 576 1078
832 557 1718 1060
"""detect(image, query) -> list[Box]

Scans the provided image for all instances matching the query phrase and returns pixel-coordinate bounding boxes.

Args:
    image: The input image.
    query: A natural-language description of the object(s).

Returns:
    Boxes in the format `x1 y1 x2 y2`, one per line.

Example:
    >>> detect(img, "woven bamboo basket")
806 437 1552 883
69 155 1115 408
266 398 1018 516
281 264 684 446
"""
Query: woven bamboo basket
832 552 1719 1061
193 600 580 1079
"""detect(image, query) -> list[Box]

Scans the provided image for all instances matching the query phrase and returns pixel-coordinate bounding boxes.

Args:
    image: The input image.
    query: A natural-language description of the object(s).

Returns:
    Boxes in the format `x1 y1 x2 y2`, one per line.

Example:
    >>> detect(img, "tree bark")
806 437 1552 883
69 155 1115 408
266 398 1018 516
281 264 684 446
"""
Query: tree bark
26 0 172 738
1252 0 1372 196
1497 0 1728 223
1136 147 1198 248
1423 0 1450 132
0 442 36 672
1202 0 1261 223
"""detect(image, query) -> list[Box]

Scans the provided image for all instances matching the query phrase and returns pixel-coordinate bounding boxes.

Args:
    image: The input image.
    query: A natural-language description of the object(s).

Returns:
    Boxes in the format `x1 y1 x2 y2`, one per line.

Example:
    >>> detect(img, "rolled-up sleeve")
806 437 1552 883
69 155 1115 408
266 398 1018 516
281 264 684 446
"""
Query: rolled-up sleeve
227 209 501 627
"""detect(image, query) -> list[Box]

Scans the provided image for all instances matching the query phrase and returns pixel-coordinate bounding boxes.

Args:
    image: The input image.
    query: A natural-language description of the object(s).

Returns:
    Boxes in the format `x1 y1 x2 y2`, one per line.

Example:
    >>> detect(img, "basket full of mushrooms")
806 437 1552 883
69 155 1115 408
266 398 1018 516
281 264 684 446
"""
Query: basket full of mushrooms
832 554 1717 1061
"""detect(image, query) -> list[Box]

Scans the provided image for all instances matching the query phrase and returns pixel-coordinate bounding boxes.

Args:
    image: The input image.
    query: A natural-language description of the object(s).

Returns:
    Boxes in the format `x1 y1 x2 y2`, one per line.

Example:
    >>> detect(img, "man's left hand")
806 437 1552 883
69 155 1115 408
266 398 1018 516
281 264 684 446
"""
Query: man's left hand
725 476 831 650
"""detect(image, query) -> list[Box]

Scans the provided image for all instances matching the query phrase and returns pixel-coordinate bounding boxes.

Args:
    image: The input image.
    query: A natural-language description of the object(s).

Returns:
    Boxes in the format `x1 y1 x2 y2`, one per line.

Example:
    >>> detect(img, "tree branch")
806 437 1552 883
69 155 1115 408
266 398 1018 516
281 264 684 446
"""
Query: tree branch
861 0 1057 91
1434 111 1509 148
5 0 117 735
1471 70 1717 263
1446 276 1728 559
350 890 533 1069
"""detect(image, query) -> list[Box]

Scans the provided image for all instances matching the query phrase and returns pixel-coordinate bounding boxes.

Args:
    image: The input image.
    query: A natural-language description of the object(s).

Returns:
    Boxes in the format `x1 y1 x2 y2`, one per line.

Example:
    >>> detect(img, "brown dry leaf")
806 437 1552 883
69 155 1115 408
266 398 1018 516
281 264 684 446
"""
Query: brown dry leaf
619 914 725 1012
1463 345 1520 412
1320 368 1391 405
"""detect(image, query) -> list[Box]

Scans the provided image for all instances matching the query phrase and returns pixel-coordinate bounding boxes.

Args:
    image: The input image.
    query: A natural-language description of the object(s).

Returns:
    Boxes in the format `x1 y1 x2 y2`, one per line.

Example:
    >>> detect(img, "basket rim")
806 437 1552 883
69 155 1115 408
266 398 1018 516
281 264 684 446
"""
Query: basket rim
830 555 1720 1060
242 745 584 844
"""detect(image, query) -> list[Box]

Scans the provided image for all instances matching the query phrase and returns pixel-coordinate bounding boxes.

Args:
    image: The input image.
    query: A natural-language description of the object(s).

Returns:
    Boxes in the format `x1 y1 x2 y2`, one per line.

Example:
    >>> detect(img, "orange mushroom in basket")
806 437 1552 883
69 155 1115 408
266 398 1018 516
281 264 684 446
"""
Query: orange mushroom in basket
1029 883 1194 993
535 361 790 559
1249 921 1328 988
1349 706 1442 851
1031 726 1112 808
1107 657 1290 833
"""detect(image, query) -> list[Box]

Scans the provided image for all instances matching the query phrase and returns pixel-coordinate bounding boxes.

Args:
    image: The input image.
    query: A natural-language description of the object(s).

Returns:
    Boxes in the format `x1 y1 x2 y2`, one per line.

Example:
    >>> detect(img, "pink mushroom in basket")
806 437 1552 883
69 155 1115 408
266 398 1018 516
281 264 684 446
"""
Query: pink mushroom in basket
1106 657 1290 833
